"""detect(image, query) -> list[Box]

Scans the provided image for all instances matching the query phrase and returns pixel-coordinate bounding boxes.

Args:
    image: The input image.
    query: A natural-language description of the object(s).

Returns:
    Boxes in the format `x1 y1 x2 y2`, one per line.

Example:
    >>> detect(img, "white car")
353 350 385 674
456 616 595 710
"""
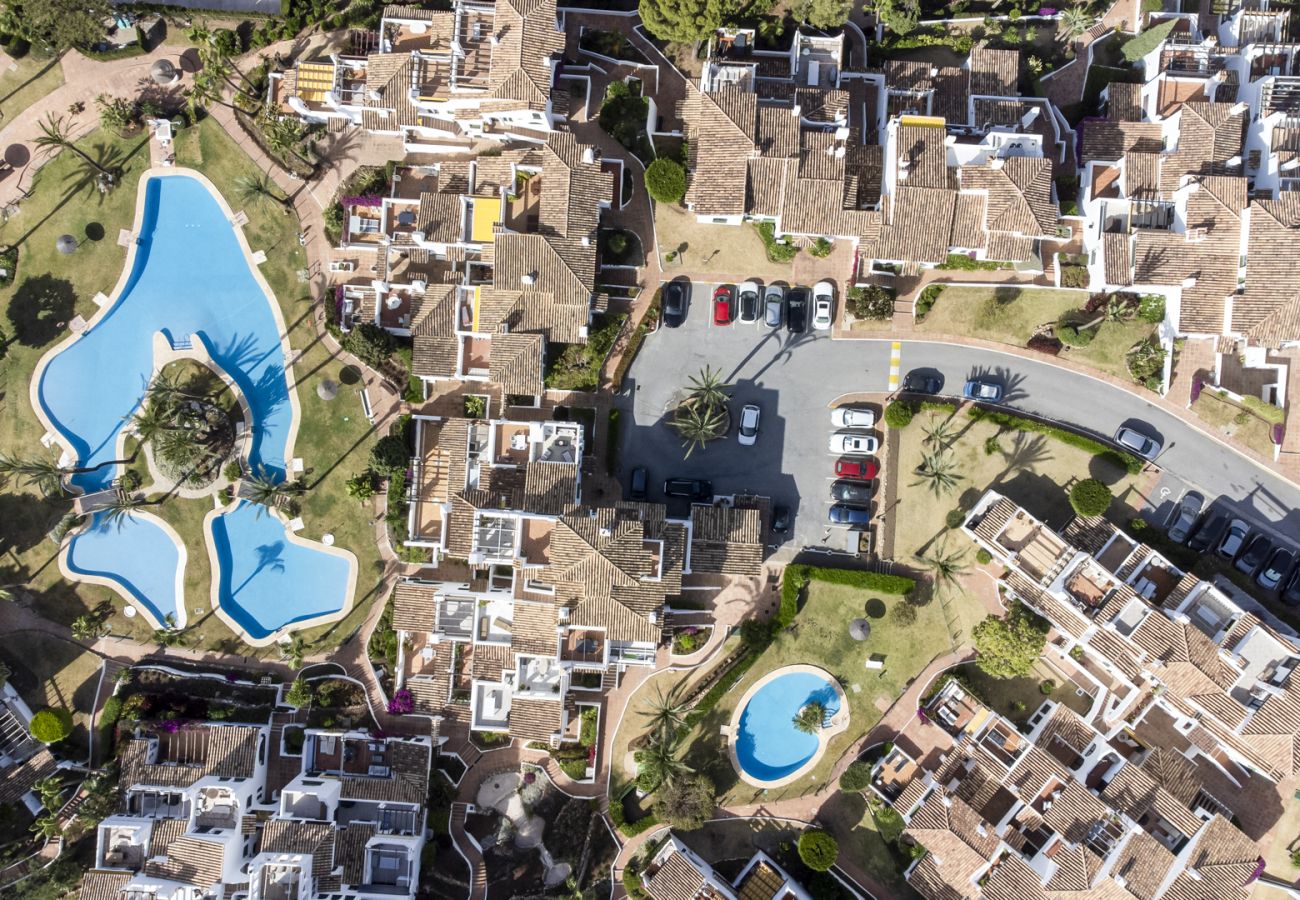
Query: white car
831 407 876 429
829 431 878 455
737 404 760 446
812 280 835 330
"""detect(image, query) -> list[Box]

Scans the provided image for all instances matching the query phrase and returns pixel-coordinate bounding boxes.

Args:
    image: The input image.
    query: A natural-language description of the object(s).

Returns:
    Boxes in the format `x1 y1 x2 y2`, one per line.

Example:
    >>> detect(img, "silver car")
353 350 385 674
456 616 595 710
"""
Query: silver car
1167 491 1204 544
1217 519 1250 559
764 285 784 328
1115 426 1161 459
737 404 760 446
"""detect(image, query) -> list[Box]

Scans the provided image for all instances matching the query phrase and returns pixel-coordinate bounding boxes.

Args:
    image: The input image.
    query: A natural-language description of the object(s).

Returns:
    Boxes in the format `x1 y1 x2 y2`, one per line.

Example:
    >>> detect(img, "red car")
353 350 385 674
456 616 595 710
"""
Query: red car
713 285 733 325
835 458 879 480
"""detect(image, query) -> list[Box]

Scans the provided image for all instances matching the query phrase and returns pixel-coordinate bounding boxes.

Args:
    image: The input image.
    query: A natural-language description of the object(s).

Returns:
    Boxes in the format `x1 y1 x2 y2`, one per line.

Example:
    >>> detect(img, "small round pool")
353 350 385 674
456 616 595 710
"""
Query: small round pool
730 666 847 788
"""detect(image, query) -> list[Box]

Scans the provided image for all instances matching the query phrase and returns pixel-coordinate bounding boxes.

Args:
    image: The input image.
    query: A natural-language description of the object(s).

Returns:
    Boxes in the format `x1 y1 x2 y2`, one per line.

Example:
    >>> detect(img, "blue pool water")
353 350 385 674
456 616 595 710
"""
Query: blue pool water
64 512 183 626
734 671 842 783
38 175 292 493
210 500 352 641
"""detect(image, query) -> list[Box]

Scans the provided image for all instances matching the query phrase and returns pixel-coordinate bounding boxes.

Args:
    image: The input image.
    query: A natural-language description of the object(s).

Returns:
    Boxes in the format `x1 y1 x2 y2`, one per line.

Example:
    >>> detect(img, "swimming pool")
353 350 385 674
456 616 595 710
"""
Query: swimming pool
62 511 187 628
731 667 846 787
36 174 295 493
207 500 355 644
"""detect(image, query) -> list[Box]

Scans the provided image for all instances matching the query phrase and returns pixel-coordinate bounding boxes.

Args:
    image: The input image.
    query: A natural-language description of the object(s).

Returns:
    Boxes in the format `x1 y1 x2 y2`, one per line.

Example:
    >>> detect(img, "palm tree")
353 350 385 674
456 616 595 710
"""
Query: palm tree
29 814 62 840
636 735 693 790
100 493 145 529
241 468 299 511
672 403 728 458
33 115 117 187
280 633 307 669
913 451 962 497
1081 293 1132 330
32 775 64 812
259 109 314 166
234 172 291 213
130 401 175 447
918 540 971 596
642 684 690 744
1058 4 1094 43
685 366 732 412
793 701 826 735
71 614 105 640
0 453 71 497
153 613 188 648
923 415 958 450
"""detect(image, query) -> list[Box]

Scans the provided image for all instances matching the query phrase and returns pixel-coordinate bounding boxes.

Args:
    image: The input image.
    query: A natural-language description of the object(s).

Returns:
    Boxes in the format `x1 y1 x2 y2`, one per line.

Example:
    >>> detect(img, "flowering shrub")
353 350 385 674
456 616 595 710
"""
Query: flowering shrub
387 689 414 715
1274 424 1285 445
1190 377 1203 404
341 194 383 208
1039 7 1057 13
523 771 537 785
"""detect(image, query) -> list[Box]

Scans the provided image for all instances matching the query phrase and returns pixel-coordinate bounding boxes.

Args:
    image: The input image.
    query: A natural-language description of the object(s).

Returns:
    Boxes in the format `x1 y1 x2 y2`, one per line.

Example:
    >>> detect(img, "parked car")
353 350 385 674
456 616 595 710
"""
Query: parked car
786 287 808 334
829 431 879 455
1115 426 1162 459
1235 534 1272 576
812 281 835 330
738 281 761 323
764 284 785 328
1216 518 1250 559
662 282 688 328
1167 491 1204 544
1258 547 1295 591
663 478 712 499
903 371 943 394
712 284 733 325
835 458 880 480
963 379 1003 402
828 504 872 528
737 403 761 446
832 407 876 429
771 505 790 534
831 480 874 503
1282 567 1300 606
1187 512 1229 552
629 466 648 501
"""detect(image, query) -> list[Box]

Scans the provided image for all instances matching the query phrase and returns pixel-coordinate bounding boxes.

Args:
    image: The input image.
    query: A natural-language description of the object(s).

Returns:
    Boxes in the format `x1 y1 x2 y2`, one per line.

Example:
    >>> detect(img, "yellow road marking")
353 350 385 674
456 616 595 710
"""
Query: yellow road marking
888 341 902 391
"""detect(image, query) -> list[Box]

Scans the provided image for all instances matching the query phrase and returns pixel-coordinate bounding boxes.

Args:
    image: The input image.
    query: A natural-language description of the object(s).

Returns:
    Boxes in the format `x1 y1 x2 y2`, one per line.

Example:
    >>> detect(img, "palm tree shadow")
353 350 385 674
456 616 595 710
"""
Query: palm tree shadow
228 540 287 598
967 364 1030 406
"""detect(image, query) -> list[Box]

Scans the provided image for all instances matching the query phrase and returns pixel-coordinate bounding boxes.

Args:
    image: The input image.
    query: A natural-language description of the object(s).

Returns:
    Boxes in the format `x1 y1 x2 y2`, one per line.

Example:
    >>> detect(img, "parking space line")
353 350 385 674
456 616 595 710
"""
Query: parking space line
888 341 902 391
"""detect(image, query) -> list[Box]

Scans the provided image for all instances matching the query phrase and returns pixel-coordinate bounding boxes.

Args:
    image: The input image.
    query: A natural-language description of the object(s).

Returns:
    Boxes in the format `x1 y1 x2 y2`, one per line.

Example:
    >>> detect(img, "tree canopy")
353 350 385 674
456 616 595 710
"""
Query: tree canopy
876 0 921 35
653 773 716 831
639 0 728 43
838 761 873 792
28 707 73 744
800 0 852 29
972 603 1049 679
644 158 687 204
1 0 112 51
1069 478 1113 517
797 830 840 872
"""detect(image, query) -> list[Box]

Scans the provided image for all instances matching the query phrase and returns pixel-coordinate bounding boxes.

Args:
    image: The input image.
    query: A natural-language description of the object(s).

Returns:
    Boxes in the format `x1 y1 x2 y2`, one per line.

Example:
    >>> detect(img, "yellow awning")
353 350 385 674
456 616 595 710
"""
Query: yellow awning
470 196 501 243
898 114 946 129
296 62 335 104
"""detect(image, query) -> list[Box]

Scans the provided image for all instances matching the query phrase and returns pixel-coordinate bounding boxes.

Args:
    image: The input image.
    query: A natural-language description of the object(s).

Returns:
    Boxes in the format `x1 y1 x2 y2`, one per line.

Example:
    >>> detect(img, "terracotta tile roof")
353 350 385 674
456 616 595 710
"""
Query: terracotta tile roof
1239 194 1300 344
865 187 957 264
906 852 967 900
487 0 564 108
950 192 987 249
796 87 849 123
1006 743 1069 797
1161 815 1260 900
508 695 565 742
521 460 580 515
1037 705 1096 755
970 44 1020 97
1043 844 1104 891
393 581 438 632
121 724 262 790
335 823 376 885
79 871 132 900
491 235 594 343
1100 760 1204 838
511 601 558 655
1124 150 1162 198
1160 102 1245 196
897 123 952 189
416 191 462 243
1139 746 1201 804
1129 609 1239 696
1041 780 1110 843
1110 829 1177 900
683 85 757 217
0 746 56 804
470 642 513 680
406 642 454 713
1081 120 1163 163
338 738 430 805
1103 232 1133 285
487 332 544 395
410 284 460 379
904 791 999 889
1107 81 1144 121
262 819 337 879
960 156 1057 237
688 505 764 575
646 849 706 900
148 817 188 857
144 834 228 887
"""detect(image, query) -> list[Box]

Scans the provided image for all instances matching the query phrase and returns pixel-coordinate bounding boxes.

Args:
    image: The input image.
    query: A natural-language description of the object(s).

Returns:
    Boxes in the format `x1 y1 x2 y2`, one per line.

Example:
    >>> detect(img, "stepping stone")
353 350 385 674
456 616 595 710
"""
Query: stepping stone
232 211 249 226
251 250 267 264
93 291 109 307
117 229 133 246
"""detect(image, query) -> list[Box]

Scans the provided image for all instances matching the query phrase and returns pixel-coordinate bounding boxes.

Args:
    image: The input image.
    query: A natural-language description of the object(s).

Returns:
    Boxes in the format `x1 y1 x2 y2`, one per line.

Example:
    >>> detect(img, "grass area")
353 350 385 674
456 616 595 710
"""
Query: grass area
655 204 797 279
0 53 64 121
820 790 921 900
1192 391 1278 459
0 117 383 656
951 660 1091 729
679 581 953 805
0 632 102 758
915 287 1158 381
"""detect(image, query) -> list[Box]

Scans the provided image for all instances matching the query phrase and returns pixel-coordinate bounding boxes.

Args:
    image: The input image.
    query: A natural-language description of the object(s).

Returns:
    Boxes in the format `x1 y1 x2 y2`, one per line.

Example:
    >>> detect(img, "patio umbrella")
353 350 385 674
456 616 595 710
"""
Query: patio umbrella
849 618 871 641
151 59 178 85
316 379 339 400
55 234 78 254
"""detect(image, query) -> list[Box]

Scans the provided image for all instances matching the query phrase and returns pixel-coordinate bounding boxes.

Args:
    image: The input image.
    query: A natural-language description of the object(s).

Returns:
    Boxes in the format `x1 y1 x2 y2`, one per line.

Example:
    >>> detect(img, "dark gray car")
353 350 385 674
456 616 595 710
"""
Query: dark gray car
662 282 687 328
831 480 874 503
1187 512 1228 553
1235 534 1272 576
1167 491 1204 544
828 504 871 528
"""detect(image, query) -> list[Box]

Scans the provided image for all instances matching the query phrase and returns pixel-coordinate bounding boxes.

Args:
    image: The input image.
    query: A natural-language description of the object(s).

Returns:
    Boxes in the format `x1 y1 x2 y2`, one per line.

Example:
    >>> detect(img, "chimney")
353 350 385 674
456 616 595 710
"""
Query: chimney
581 147 595 164
580 235 591 247
521 273 536 285
990 158 1005 170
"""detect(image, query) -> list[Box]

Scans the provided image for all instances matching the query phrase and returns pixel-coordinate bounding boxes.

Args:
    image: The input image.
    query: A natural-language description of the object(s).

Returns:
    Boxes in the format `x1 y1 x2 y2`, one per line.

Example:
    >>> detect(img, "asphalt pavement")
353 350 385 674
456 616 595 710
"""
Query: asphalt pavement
614 282 1300 555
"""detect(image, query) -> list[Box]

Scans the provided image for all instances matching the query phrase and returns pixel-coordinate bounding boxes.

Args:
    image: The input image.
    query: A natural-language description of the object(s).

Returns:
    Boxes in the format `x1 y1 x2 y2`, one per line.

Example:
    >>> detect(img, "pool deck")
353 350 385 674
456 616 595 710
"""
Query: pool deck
203 499 360 648
727 663 850 790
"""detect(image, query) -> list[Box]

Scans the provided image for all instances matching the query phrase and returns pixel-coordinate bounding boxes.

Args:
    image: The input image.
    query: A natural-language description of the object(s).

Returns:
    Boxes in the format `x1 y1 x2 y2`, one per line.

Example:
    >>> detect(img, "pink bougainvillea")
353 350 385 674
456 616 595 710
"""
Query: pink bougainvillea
387 689 414 715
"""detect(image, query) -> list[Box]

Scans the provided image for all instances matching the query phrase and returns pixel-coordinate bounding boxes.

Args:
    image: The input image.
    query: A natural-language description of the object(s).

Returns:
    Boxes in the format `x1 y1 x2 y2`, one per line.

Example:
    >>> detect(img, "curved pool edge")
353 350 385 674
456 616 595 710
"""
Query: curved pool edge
58 511 189 631
202 499 359 647
727 663 850 789
28 166 304 493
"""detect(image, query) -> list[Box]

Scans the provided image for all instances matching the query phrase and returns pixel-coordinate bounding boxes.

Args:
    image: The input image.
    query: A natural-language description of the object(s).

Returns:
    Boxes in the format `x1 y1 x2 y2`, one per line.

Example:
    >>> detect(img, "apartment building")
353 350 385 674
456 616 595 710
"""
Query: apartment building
639 834 815 900
80 722 434 900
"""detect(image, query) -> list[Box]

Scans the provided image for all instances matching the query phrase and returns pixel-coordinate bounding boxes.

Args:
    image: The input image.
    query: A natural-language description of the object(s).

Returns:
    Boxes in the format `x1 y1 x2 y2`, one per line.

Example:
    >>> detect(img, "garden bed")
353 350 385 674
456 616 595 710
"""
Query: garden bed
599 228 645 266
1192 391 1279 459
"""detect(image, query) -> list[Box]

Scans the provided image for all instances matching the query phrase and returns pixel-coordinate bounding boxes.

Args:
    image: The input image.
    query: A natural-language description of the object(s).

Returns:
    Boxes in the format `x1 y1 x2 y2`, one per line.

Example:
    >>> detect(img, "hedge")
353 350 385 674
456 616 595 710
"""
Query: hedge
966 407 1141 474
783 564 917 605
1070 478 1113 517
610 784 660 836
683 648 761 728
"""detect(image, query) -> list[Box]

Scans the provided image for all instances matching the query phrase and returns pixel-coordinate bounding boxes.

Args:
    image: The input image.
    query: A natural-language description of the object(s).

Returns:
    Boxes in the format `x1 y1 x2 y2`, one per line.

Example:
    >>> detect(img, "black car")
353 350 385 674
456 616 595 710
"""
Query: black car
902 371 942 394
828 504 871 528
629 466 648 501
739 284 761 323
831 480 874 503
1283 567 1300 606
786 288 808 334
1187 512 1229 553
1258 547 1295 591
771 506 790 534
663 478 712 500
1235 534 1272 576
662 282 688 328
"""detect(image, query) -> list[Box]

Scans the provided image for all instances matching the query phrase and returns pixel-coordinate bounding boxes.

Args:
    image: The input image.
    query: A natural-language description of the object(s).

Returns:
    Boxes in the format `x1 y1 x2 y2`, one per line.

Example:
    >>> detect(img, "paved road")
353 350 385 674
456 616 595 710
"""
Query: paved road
615 282 1300 554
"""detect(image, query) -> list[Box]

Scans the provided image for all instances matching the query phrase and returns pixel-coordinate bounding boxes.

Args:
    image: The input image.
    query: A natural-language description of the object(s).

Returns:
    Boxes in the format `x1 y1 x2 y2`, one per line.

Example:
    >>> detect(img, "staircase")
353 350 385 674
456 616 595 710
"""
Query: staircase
601 667 620 692
450 803 488 900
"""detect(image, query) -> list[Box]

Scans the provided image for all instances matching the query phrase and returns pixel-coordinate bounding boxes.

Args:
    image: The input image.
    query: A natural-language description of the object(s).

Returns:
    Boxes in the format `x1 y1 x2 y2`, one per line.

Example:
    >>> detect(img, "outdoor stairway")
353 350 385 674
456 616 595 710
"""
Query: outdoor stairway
450 803 488 900
601 667 619 692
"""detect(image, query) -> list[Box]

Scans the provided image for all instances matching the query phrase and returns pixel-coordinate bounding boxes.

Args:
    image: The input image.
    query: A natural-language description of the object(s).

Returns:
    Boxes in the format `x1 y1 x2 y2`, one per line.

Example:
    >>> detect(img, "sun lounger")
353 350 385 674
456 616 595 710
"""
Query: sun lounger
360 388 375 422
291 458 305 474
287 517 305 533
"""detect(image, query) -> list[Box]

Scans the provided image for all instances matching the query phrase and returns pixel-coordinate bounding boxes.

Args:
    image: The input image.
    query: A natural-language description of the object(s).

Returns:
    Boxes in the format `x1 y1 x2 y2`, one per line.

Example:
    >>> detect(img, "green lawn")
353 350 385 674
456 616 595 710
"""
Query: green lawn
0 117 383 656
0 631 102 758
916 287 1157 381
678 580 953 806
951 660 1091 730
0 53 64 121
820 790 921 900
1192 391 1277 459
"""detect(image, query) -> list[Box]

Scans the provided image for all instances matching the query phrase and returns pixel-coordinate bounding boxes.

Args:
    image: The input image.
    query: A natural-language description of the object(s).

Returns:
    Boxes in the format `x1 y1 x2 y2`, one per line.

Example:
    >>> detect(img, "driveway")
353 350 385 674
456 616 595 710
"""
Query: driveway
615 281 1300 557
